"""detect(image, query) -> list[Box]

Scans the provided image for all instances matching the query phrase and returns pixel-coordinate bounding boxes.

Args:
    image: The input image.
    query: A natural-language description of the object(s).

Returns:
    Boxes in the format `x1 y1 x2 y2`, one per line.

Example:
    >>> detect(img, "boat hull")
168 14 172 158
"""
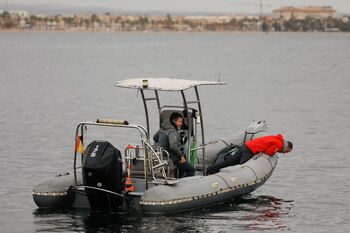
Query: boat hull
33 155 276 213
32 121 277 213
140 154 277 214
32 172 77 209
33 191 75 209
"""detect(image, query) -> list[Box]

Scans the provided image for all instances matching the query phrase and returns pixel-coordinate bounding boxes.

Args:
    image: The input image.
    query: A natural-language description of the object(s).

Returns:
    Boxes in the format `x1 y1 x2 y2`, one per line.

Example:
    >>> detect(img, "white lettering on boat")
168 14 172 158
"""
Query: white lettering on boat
91 145 99 158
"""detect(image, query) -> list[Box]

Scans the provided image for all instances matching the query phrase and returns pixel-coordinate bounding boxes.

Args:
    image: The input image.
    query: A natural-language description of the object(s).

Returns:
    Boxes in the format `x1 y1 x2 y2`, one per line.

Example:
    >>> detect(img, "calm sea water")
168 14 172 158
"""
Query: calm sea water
0 31 349 233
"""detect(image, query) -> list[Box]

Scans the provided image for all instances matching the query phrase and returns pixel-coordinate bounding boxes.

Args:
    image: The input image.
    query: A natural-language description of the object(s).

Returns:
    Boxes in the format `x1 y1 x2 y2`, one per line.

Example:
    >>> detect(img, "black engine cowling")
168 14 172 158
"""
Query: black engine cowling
82 140 123 212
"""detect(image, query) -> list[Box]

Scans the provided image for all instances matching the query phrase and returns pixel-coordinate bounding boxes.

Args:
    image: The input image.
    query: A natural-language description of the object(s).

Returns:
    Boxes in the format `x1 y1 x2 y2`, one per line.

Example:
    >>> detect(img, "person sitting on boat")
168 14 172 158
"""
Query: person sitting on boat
207 134 293 174
153 112 195 178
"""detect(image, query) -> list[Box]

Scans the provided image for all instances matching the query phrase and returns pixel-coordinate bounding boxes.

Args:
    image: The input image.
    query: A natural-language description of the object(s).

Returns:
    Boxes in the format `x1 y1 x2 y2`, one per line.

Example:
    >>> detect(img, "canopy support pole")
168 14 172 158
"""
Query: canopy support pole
180 90 191 161
181 88 206 175
194 87 206 175
140 89 150 138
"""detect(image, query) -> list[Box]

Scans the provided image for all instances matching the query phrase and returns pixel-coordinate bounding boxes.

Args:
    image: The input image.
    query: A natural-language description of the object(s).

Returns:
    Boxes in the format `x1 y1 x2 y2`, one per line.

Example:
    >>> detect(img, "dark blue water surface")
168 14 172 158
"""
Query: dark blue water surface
0 32 349 233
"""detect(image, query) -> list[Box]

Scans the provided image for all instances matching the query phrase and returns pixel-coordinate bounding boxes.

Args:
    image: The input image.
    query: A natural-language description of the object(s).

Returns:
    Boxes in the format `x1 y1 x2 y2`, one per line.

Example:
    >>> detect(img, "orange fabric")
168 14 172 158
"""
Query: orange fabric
75 136 85 153
245 134 284 156
125 177 134 192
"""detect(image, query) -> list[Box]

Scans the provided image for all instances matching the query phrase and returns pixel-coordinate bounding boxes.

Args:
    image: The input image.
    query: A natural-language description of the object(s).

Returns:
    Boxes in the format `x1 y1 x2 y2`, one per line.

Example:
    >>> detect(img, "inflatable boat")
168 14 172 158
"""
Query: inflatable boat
33 78 277 214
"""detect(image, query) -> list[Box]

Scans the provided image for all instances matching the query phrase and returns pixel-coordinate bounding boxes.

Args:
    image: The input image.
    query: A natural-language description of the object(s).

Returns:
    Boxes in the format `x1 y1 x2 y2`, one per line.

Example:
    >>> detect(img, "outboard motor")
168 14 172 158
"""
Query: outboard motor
82 140 123 212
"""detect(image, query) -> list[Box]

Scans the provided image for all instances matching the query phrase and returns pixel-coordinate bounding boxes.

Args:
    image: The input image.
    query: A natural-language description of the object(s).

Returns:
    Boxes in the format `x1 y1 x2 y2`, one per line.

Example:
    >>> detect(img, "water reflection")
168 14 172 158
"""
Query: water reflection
238 195 294 231
33 209 88 232
32 195 294 232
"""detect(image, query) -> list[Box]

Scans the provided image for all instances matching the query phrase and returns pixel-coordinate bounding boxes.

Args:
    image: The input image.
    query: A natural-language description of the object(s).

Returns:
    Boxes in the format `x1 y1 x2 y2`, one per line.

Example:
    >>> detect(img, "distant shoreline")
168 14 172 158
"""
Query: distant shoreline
0 29 348 34
2 10 350 33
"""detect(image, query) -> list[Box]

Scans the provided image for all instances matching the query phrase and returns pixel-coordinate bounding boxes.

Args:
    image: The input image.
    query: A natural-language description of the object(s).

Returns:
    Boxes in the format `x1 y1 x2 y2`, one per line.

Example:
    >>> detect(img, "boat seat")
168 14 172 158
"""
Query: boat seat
159 109 195 138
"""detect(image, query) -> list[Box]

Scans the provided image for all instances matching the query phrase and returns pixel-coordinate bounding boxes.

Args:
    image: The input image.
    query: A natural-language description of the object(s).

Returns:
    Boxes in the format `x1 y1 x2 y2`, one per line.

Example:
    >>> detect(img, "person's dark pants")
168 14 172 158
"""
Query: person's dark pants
207 144 254 174
174 160 196 178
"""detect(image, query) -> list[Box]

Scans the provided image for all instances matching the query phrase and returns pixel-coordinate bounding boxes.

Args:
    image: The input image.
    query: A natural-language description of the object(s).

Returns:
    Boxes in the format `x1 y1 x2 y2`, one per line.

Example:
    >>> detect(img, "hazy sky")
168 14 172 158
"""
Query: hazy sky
3 0 350 14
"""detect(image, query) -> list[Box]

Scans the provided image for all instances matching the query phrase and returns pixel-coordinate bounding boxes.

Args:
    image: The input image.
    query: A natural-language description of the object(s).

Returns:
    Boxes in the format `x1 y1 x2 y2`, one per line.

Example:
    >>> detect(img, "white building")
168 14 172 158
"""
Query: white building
273 6 337 20
0 10 29 17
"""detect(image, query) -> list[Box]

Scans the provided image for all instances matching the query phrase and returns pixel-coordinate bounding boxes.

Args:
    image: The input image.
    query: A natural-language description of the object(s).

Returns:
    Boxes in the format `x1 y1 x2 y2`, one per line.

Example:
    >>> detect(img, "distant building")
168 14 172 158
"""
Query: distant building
0 10 29 17
273 6 337 20
184 15 234 24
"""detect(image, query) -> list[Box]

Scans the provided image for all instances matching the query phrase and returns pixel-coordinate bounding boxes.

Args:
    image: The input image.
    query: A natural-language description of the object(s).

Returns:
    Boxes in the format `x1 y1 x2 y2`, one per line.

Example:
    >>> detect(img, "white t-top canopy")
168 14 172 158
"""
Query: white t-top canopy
114 77 226 91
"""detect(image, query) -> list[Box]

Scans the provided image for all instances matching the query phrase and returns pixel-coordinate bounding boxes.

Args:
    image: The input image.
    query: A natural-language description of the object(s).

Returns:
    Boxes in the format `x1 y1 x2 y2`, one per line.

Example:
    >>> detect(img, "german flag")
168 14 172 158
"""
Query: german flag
75 135 85 154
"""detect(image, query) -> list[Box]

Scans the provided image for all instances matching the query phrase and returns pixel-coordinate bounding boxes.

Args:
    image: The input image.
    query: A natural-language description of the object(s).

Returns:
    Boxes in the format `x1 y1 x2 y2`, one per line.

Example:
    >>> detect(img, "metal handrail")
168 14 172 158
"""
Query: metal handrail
141 139 171 183
73 121 150 189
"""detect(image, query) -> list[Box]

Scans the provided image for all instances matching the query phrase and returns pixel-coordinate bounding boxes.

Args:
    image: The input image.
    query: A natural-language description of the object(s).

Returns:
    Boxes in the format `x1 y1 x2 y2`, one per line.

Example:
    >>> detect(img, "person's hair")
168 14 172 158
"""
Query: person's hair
170 112 183 122
287 141 293 150
169 112 183 128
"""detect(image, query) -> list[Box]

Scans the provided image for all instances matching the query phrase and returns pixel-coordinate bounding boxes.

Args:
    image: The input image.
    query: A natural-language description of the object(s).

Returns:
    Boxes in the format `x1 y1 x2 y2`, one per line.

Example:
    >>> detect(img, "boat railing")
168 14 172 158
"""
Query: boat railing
141 139 178 184
73 120 149 186
74 119 177 190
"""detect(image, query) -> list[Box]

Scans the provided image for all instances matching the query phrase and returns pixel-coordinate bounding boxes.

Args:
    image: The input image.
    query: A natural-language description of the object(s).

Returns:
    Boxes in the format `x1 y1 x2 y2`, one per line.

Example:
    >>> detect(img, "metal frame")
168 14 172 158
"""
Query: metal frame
73 122 151 189
115 79 226 172
140 89 161 136
74 80 224 191
73 120 177 190
139 87 206 174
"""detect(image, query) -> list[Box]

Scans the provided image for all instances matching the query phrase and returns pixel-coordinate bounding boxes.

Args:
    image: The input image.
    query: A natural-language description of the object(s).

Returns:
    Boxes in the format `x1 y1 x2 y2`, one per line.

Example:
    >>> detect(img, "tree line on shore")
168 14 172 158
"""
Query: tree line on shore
1 11 350 32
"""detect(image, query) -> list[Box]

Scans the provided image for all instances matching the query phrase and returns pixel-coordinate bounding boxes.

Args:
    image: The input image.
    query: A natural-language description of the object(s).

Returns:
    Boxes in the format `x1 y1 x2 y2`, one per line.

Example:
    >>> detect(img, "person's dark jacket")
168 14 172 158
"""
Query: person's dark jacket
153 121 182 162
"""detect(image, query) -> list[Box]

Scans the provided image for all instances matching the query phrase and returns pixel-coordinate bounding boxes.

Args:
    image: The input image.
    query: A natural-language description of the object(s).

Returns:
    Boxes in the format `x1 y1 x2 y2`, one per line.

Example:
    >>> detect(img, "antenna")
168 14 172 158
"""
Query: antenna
230 0 271 18
218 73 221 82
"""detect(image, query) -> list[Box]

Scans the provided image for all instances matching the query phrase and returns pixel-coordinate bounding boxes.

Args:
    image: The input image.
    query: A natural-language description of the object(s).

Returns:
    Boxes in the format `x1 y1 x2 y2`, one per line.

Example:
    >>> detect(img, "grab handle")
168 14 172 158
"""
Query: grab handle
96 119 129 125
